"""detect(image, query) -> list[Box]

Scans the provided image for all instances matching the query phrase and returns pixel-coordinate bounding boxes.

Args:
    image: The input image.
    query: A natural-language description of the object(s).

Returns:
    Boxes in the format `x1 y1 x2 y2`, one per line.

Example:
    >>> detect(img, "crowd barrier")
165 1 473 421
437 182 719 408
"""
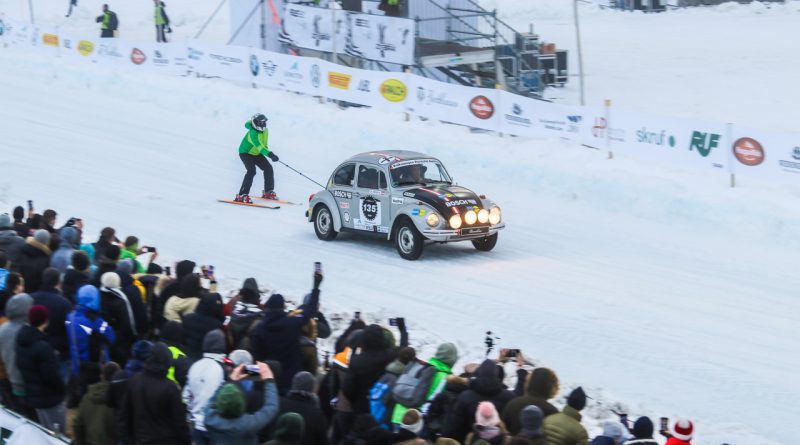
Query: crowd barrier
0 406 69 444
1 19 798 188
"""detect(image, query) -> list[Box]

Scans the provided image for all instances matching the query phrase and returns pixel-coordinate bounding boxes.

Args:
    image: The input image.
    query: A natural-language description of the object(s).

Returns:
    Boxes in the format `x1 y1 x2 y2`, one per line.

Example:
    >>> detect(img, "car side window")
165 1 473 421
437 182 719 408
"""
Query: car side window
333 164 355 187
357 165 381 189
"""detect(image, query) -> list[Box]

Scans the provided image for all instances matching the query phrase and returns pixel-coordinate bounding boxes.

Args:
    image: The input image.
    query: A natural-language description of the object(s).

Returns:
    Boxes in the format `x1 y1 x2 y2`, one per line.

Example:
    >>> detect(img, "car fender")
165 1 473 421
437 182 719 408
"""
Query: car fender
390 202 442 240
309 190 343 232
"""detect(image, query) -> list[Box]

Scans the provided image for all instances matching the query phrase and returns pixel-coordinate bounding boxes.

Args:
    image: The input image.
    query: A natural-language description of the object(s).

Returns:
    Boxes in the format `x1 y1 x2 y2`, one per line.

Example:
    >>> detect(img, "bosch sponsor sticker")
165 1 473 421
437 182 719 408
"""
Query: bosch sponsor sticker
333 190 352 199
360 196 381 223
732 137 765 166
446 199 478 208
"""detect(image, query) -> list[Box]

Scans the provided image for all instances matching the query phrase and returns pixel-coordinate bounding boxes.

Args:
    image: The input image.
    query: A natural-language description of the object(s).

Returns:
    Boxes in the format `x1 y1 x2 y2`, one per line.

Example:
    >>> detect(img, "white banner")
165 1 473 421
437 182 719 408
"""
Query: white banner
190 42 250 82
0 407 68 444
608 109 729 172
345 12 415 66
125 42 188 75
280 4 346 53
407 76 500 131
729 126 800 184
320 63 407 111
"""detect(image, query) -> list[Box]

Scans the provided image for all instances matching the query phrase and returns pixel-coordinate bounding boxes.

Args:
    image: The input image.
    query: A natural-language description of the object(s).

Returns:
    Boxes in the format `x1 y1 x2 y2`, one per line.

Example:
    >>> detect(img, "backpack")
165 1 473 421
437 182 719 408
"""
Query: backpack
369 372 399 429
392 361 436 408
109 12 119 31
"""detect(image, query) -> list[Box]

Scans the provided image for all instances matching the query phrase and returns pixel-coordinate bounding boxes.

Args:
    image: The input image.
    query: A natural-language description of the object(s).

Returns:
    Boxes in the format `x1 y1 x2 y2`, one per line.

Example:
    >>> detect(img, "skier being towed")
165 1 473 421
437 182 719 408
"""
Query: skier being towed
234 113 280 203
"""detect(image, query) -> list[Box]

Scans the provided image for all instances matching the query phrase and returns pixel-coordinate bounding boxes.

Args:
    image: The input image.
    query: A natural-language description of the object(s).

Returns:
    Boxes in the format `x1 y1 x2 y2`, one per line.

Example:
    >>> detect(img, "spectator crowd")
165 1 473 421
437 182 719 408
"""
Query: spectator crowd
0 204 696 445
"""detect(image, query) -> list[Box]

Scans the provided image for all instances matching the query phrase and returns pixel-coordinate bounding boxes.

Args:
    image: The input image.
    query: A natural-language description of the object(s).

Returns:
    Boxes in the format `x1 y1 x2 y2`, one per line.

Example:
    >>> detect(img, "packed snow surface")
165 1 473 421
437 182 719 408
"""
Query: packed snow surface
1 1 799 445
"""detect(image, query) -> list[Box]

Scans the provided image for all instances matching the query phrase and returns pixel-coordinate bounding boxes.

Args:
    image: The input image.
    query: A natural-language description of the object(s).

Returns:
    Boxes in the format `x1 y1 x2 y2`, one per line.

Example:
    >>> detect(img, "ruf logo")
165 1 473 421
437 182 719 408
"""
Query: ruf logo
689 131 720 158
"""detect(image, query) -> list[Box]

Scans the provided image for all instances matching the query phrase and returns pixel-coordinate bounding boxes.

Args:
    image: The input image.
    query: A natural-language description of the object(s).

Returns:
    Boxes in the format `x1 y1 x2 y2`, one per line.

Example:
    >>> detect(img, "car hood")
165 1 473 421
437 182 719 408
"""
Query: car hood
400 185 483 217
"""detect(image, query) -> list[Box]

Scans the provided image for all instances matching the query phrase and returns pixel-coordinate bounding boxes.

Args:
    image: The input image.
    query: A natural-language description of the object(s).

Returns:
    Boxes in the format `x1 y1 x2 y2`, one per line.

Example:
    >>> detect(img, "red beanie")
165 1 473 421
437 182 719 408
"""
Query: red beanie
672 418 694 441
28 305 49 328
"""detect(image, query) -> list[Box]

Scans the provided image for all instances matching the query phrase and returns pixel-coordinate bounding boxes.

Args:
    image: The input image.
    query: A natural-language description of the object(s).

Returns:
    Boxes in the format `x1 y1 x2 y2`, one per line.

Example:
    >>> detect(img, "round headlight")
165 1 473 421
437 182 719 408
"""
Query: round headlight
426 213 440 227
449 214 462 229
477 209 489 224
464 210 477 225
489 207 501 225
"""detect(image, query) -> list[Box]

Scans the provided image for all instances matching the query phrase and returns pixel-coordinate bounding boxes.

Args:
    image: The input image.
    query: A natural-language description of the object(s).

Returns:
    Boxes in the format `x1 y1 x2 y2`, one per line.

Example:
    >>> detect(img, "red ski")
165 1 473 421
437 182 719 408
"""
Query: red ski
217 199 280 209
251 196 300 206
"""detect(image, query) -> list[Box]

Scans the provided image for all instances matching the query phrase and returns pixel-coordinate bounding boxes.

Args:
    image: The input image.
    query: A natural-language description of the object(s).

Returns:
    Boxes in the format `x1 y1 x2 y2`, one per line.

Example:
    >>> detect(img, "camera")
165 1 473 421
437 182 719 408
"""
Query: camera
506 349 520 358
245 365 261 376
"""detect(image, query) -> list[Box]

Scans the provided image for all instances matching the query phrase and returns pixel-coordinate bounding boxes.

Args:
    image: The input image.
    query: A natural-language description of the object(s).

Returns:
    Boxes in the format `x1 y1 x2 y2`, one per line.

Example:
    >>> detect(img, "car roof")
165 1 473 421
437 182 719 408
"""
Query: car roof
345 150 439 166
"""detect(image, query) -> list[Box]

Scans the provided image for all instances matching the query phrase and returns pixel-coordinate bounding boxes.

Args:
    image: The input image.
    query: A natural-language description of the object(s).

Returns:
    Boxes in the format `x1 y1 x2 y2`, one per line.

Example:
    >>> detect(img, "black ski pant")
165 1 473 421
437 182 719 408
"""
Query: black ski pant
100 29 114 38
239 153 273 195
156 24 167 43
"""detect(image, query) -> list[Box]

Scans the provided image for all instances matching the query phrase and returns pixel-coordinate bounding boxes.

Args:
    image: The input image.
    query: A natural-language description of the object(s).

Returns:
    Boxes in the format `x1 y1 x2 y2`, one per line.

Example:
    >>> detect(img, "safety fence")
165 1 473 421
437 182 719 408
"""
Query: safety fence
1 19 798 188
0 405 69 444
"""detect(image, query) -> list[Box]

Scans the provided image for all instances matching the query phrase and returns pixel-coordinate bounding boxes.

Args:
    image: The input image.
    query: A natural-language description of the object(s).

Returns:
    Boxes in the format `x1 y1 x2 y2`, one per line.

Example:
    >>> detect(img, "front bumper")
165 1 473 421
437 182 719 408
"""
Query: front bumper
422 222 505 242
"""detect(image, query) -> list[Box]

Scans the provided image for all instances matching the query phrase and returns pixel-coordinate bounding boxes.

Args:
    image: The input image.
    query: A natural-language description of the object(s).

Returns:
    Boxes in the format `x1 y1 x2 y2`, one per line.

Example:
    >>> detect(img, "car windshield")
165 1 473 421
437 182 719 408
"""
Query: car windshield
389 159 452 187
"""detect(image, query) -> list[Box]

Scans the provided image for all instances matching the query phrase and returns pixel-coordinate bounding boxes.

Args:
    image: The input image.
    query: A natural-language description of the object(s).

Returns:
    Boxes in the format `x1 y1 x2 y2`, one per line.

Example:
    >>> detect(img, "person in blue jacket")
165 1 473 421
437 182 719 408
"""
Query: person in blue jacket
66 285 116 378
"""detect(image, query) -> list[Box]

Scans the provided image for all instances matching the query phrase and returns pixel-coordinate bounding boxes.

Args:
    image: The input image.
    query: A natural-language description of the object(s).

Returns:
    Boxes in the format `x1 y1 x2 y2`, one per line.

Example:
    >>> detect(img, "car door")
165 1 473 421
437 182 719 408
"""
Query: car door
353 163 391 235
330 163 356 229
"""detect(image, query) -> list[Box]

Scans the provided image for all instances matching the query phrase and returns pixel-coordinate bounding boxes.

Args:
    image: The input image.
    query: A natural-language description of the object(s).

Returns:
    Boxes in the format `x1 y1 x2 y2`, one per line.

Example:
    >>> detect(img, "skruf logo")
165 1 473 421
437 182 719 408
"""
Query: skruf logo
689 131 720 158
732 137 764 166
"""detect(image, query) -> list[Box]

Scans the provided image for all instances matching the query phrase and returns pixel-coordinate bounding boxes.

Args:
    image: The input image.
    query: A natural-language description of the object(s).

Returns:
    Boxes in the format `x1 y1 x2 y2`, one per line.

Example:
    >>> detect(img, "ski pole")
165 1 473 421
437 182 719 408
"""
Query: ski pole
278 160 326 189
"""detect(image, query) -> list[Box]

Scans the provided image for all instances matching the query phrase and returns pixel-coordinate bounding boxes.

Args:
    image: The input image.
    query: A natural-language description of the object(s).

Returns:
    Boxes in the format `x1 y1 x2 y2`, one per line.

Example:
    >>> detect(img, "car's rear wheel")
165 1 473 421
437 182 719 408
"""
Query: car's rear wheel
313 205 337 241
472 233 498 252
394 219 424 260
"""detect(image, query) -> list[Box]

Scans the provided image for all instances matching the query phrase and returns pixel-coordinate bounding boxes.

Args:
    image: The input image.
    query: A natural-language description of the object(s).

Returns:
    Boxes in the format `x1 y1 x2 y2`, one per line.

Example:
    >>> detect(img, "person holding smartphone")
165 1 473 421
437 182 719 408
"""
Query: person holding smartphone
119 235 156 274
204 362 280 445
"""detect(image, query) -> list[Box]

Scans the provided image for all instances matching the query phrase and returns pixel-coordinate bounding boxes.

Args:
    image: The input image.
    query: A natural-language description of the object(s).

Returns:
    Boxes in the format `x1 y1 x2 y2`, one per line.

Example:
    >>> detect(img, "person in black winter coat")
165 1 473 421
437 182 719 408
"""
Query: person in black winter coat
442 359 516 443
62 251 91 304
16 305 67 432
228 284 264 351
92 245 120 287
116 259 148 335
18 230 52 293
273 371 330 445
92 227 117 265
12 206 29 238
624 417 659 445
182 292 225 362
342 321 408 417
154 259 195 329
118 342 191 445
30 267 73 377
0 213 25 268
250 272 322 393
159 320 190 387
100 272 137 366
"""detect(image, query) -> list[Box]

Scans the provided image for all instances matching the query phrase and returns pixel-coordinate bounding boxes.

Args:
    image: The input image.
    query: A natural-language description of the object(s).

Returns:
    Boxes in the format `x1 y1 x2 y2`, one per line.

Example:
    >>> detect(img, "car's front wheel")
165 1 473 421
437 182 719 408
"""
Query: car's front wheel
394 219 424 260
471 233 498 252
313 205 338 241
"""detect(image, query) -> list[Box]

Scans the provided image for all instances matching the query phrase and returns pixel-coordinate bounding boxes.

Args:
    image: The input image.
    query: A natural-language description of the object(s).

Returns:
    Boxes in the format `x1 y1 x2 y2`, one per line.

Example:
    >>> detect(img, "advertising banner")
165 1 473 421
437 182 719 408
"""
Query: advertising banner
406 75 500 131
0 407 68 444
126 42 188 75
729 126 800 184
608 109 729 172
280 4 346 53
190 42 250 82
320 63 407 111
58 33 101 65
345 12 415 66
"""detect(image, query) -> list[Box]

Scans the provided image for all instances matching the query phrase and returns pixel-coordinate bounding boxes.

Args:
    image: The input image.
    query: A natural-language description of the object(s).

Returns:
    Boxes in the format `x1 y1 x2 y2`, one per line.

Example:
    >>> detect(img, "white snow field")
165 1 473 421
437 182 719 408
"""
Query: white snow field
1 1 799 445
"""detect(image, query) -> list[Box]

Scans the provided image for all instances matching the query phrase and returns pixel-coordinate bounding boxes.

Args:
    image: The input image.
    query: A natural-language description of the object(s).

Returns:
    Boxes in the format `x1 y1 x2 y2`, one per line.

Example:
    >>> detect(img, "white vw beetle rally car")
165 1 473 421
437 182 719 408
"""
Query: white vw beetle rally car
306 151 505 260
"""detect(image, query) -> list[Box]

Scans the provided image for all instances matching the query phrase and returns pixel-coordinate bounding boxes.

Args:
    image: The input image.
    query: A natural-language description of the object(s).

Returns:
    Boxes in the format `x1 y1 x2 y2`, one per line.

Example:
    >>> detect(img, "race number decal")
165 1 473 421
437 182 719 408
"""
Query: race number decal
360 196 381 223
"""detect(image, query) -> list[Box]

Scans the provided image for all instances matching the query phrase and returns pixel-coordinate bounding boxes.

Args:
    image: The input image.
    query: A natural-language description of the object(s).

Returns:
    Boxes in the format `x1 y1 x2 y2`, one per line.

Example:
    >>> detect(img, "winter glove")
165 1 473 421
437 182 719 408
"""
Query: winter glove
268 152 279 162
313 271 323 290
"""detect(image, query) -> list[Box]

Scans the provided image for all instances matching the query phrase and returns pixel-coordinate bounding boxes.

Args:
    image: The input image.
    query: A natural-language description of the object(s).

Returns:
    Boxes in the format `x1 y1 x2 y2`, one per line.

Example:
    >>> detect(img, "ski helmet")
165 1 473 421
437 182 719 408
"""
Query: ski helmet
251 113 268 131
